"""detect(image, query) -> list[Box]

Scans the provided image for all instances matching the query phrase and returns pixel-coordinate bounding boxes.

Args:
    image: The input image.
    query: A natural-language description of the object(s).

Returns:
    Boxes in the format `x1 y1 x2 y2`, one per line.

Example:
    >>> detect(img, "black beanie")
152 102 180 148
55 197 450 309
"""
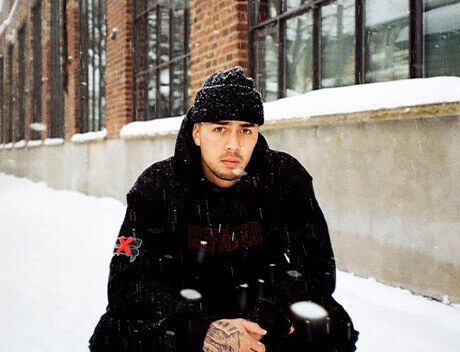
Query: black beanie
189 66 264 125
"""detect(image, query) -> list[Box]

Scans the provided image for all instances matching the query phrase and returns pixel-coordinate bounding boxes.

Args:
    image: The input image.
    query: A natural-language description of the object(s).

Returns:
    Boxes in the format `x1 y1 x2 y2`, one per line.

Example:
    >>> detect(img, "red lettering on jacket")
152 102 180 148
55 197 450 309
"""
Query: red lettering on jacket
188 222 262 252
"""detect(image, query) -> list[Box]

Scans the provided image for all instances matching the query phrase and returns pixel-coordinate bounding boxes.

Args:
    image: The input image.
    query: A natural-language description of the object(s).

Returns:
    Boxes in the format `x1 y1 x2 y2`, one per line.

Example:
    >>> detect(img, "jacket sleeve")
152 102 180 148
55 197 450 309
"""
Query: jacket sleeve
275 158 359 351
89 170 206 352
286 165 336 300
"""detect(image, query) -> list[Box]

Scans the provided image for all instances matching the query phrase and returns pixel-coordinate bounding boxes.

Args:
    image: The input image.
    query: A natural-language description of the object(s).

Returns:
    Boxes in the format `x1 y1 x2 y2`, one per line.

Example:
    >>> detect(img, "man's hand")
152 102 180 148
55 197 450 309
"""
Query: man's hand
203 318 267 352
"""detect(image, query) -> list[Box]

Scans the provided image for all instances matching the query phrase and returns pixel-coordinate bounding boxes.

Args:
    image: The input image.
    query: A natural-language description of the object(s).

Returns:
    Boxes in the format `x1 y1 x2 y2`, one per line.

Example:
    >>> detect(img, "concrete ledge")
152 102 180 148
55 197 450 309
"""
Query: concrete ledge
1 103 459 303
261 102 460 130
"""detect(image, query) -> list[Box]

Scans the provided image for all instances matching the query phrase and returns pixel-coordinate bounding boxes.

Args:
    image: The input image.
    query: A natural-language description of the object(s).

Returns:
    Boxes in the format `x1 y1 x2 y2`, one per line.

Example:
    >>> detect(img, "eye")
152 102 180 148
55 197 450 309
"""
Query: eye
214 126 226 133
241 128 252 135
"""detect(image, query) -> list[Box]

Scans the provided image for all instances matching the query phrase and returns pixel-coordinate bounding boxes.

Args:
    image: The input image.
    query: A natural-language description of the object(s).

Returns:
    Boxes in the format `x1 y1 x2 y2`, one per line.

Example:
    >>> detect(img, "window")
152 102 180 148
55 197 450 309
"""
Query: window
285 11 312 96
31 1 43 140
17 24 26 142
423 0 460 77
80 0 107 132
134 0 190 120
364 0 409 82
50 0 64 138
250 1 460 101
320 0 355 88
253 23 279 102
250 0 355 101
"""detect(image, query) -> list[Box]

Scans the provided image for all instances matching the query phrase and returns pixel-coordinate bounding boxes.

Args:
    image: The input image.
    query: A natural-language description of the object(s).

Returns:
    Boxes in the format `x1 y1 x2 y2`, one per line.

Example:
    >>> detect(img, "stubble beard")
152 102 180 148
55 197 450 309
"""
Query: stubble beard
203 153 245 183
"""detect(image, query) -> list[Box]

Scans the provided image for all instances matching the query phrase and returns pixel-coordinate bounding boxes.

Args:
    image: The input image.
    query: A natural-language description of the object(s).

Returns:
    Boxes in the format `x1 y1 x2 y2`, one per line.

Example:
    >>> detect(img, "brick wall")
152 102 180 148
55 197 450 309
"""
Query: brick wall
189 0 249 100
105 0 134 139
64 0 81 140
0 0 54 143
0 0 252 140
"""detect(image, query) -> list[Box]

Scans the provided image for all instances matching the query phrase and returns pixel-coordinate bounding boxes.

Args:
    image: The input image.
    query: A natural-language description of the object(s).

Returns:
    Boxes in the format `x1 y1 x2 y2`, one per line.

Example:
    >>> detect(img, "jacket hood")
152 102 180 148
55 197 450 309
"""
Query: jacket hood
173 108 270 182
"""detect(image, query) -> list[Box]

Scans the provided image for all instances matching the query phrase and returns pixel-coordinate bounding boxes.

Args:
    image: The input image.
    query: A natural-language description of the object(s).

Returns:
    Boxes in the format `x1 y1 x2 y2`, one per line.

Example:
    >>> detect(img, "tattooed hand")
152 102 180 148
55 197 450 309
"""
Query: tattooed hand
203 319 267 352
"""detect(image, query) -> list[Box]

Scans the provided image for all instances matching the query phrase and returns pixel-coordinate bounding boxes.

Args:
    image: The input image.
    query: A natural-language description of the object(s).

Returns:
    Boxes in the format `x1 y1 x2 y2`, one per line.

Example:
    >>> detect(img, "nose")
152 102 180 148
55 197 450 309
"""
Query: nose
226 130 240 151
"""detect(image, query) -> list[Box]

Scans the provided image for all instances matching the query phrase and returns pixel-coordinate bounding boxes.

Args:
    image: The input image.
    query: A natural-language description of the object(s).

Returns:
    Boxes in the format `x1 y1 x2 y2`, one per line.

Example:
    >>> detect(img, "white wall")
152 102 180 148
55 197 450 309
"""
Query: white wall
1 107 459 303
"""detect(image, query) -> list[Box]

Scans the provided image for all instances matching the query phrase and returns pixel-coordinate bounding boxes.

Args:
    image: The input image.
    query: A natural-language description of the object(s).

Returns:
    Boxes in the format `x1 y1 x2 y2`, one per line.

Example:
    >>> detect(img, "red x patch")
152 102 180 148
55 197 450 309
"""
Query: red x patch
117 236 134 255
114 236 142 262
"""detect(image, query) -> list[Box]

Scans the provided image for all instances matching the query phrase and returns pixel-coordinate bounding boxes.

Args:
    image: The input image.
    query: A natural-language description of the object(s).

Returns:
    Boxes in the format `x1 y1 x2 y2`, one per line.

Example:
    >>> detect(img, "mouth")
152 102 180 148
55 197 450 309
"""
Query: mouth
221 159 241 167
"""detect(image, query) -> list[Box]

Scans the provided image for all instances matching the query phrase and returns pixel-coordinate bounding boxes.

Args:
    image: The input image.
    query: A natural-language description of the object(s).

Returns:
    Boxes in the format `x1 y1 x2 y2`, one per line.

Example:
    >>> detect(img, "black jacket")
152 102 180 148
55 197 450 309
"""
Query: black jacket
89 115 358 351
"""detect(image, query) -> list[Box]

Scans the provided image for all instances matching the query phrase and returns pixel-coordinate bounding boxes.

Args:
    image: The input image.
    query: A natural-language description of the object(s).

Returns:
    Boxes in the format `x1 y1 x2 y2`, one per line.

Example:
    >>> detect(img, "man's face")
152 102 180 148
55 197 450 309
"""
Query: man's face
192 120 259 188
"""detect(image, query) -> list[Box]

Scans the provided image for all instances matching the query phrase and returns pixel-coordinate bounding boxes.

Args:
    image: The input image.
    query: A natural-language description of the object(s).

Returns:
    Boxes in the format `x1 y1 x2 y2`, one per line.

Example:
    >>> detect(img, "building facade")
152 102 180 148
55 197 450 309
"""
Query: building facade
0 0 459 141
0 0 459 303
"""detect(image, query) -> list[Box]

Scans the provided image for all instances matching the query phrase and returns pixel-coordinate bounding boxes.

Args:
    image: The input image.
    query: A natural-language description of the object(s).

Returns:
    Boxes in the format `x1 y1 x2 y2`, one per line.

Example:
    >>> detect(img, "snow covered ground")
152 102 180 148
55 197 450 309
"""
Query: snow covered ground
0 172 459 351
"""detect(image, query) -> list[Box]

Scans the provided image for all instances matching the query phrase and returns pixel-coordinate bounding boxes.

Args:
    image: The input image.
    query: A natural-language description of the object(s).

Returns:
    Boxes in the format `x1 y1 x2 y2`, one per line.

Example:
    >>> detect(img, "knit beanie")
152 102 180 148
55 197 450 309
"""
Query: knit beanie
189 66 264 125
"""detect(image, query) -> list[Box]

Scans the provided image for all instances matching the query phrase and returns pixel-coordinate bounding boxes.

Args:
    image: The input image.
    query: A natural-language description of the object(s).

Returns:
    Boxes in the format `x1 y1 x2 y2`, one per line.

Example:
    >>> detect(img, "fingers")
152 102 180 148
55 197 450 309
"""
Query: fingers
203 319 267 352
238 319 267 337
249 339 266 352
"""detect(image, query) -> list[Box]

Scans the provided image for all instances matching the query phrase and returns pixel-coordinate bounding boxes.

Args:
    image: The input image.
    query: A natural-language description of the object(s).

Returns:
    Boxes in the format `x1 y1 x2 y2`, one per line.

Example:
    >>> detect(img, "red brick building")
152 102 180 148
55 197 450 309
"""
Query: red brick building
1 0 459 142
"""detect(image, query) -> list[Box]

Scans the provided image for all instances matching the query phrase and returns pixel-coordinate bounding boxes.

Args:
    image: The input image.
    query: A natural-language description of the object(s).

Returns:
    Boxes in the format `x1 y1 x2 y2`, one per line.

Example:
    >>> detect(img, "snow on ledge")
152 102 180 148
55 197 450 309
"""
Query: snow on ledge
119 77 460 138
13 140 26 148
120 116 183 139
71 128 107 143
44 138 64 146
264 76 460 122
27 140 43 148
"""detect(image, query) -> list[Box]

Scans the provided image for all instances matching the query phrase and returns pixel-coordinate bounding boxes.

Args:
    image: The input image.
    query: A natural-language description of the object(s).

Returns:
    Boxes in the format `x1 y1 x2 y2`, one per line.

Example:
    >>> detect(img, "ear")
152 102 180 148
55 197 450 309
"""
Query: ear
192 123 201 146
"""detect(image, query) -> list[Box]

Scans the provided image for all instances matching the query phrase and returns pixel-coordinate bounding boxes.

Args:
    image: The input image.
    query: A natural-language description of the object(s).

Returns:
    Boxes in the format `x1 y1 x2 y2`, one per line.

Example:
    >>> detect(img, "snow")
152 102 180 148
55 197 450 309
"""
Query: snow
263 77 460 122
120 77 460 138
26 140 43 148
0 172 459 351
13 140 26 148
71 128 107 143
43 138 65 146
120 115 183 138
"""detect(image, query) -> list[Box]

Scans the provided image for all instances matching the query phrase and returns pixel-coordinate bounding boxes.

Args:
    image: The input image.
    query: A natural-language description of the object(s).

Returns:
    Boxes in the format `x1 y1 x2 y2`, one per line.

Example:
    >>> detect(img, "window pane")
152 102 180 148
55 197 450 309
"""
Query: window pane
286 0 309 12
321 0 355 88
148 10 157 67
172 61 185 116
158 69 170 117
172 5 185 58
159 5 170 65
254 0 278 24
423 1 460 77
365 0 409 83
285 11 313 96
148 72 157 119
254 28 279 102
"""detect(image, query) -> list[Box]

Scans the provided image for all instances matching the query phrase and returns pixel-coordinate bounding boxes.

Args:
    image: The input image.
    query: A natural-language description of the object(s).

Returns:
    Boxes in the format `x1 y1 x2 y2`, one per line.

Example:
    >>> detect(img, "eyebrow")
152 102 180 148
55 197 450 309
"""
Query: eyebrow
212 121 257 128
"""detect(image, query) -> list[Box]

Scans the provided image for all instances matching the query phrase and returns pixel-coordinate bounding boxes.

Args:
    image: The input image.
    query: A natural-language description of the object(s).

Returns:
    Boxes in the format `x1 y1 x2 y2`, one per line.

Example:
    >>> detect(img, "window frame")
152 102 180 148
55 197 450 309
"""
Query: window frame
133 0 190 121
249 0 433 100
50 0 64 138
79 0 107 133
